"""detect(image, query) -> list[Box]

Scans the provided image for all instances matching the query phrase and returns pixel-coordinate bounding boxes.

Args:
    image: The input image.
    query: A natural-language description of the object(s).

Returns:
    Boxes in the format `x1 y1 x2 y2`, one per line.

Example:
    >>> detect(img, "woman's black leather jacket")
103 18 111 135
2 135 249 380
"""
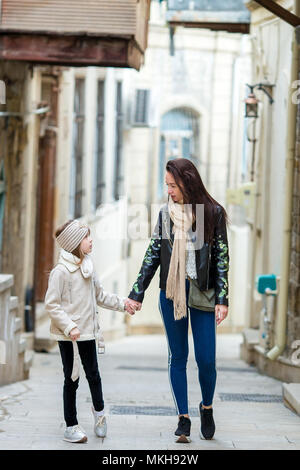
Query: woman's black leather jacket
128 203 229 306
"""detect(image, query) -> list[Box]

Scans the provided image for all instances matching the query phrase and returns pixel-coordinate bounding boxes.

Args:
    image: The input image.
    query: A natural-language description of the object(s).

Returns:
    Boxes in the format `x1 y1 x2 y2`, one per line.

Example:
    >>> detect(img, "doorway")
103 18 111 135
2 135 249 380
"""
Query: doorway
33 74 59 330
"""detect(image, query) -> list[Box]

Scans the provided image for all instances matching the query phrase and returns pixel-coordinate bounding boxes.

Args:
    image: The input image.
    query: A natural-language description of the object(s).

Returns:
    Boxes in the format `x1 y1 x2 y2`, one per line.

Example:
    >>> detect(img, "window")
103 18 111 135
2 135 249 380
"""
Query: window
133 89 150 126
114 81 124 201
94 80 105 208
70 78 85 218
158 107 200 199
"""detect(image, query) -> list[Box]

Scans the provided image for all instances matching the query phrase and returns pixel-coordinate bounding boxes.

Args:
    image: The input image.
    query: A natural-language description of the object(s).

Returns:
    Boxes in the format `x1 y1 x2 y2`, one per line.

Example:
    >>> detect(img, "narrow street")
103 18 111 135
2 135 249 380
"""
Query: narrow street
0 0 299 457
0 333 299 450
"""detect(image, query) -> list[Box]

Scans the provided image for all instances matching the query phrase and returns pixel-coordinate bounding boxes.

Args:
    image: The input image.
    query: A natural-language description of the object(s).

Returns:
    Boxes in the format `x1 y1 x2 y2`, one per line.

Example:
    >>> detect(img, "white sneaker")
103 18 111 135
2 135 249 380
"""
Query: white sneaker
63 424 88 443
92 407 107 438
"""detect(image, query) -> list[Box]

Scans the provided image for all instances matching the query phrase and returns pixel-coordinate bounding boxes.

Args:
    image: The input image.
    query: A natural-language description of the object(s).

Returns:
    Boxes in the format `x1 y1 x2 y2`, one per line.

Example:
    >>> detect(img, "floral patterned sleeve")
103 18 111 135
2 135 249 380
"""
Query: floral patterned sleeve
211 208 230 306
128 211 162 303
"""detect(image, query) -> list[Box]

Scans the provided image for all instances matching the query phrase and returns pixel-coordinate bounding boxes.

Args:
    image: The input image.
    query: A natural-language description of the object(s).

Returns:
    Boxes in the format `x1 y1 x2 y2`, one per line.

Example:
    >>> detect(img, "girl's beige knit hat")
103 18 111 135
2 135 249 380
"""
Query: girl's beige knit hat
56 220 89 253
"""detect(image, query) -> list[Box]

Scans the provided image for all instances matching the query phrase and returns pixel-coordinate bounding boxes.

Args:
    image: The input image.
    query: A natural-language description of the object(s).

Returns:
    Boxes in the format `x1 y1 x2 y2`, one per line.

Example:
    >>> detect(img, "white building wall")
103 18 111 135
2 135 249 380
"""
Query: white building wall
246 10 294 327
54 66 129 340
226 0 294 332
225 38 253 332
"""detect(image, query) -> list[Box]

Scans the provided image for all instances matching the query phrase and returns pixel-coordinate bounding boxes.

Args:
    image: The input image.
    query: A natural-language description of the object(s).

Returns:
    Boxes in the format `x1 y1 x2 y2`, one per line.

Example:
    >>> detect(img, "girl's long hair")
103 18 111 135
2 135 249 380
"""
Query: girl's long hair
166 158 229 244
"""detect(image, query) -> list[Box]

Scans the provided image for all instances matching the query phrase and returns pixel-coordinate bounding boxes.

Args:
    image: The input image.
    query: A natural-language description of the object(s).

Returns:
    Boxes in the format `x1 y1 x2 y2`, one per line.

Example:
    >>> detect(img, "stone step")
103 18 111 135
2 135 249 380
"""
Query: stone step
24 350 34 372
34 316 56 353
35 302 48 324
283 383 300 415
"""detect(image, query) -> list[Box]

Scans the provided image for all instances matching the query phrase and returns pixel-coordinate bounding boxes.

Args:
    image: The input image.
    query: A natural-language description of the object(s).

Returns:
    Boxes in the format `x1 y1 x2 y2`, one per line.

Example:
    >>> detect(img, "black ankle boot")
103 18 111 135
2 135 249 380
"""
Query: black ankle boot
174 416 191 443
199 403 215 439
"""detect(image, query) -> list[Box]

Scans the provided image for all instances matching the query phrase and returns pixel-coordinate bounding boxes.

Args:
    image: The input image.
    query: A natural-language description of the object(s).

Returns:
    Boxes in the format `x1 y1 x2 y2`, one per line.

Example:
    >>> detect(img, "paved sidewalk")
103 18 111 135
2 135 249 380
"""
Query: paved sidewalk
0 333 299 450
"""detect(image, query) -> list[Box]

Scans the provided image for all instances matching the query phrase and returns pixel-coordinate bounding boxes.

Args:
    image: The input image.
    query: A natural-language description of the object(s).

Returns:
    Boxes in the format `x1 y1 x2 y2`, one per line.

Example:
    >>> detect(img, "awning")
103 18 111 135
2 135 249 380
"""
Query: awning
165 0 250 34
0 0 151 70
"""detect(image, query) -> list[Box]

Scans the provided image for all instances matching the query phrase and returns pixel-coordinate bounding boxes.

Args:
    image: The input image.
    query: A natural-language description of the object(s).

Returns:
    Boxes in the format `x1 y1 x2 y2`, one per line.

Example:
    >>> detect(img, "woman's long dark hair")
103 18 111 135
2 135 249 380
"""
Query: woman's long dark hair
166 158 229 244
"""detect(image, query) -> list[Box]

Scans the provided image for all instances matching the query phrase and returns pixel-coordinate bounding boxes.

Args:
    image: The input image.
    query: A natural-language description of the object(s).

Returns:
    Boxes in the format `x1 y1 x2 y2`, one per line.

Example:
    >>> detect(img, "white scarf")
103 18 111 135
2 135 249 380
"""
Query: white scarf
166 197 193 320
58 249 94 278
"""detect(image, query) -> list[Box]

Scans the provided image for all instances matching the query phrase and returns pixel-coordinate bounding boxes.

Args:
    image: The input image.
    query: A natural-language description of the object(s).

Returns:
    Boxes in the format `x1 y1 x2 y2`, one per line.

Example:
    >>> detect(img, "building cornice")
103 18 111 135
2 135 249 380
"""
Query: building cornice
245 1 260 13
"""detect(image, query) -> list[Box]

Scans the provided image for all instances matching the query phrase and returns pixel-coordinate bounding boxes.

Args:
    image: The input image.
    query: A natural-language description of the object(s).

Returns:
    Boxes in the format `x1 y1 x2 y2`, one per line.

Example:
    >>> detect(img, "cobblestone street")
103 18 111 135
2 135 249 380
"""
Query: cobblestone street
0 333 299 451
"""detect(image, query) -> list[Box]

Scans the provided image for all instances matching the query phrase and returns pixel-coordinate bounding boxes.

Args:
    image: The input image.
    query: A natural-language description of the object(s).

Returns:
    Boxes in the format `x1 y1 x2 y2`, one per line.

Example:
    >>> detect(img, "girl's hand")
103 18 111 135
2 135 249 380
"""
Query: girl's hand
124 299 136 315
215 305 228 326
124 299 142 315
70 327 80 341
124 303 135 315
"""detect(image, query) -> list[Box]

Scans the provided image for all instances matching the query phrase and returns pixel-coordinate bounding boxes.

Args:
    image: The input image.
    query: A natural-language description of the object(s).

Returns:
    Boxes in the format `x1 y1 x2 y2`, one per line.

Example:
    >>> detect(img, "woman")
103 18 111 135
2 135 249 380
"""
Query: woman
127 158 229 443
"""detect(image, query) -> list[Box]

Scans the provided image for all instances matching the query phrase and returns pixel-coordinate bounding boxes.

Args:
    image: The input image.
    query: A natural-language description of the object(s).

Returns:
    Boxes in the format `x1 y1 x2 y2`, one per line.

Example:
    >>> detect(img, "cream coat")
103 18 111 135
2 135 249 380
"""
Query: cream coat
45 250 126 342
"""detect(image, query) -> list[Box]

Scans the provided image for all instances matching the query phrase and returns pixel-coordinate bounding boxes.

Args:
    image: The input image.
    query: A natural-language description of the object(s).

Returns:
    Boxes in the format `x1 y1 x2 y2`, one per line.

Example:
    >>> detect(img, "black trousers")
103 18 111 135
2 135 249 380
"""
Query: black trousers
58 340 104 427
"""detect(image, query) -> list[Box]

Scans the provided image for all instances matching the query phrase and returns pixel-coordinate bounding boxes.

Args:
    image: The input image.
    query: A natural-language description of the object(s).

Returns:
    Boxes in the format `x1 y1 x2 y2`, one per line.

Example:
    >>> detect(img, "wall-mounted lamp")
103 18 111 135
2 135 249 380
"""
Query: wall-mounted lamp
244 83 275 182
244 83 275 118
244 91 259 118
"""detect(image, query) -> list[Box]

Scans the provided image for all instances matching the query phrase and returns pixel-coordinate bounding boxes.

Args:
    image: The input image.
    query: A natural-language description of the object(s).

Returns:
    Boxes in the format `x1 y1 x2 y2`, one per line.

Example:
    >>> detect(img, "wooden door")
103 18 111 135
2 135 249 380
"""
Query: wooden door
34 75 58 302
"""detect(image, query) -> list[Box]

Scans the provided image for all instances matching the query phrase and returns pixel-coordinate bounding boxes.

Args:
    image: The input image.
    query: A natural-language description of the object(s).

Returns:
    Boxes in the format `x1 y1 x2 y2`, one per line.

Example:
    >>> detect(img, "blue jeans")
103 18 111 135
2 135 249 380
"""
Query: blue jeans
158 279 217 415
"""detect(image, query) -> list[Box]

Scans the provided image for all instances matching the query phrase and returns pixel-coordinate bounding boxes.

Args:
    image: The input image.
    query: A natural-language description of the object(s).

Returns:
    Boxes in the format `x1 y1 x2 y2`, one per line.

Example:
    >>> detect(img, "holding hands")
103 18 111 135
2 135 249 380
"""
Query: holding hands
124 298 142 315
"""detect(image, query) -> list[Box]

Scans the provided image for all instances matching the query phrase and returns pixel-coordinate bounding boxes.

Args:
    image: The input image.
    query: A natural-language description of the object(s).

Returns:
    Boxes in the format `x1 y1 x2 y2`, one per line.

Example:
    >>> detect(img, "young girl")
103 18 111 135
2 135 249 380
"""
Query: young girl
45 219 135 443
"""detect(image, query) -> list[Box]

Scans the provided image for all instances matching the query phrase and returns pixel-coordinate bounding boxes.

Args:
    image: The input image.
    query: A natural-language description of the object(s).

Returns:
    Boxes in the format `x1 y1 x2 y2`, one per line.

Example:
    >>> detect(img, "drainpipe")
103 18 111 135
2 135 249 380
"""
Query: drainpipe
267 5 299 360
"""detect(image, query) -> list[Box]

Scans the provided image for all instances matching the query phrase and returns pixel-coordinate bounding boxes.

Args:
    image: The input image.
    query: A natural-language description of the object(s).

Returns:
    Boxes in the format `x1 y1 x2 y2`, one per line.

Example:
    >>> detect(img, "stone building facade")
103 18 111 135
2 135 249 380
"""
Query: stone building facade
0 61 34 323
0 0 151 383
240 1 300 385
288 33 300 361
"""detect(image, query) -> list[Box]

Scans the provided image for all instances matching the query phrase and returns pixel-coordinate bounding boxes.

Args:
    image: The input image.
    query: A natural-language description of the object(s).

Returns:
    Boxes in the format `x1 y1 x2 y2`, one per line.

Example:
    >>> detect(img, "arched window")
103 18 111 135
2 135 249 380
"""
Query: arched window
158 107 200 199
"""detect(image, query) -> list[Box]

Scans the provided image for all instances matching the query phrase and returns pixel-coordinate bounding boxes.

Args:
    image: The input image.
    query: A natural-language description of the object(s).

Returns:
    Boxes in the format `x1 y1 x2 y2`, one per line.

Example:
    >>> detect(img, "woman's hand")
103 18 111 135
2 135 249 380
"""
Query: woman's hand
69 327 80 341
124 299 136 315
130 299 142 311
215 305 228 326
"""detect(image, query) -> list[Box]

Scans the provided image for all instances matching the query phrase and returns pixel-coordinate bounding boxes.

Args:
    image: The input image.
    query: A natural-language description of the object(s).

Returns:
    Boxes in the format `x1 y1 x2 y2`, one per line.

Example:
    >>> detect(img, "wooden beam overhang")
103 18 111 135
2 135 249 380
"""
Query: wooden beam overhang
168 21 250 34
253 0 300 27
0 32 143 70
0 0 151 70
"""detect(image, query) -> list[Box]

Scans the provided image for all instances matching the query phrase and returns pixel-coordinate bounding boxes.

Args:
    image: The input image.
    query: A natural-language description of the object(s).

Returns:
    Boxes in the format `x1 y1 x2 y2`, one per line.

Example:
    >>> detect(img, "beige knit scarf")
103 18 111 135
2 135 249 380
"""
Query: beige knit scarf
166 197 193 320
